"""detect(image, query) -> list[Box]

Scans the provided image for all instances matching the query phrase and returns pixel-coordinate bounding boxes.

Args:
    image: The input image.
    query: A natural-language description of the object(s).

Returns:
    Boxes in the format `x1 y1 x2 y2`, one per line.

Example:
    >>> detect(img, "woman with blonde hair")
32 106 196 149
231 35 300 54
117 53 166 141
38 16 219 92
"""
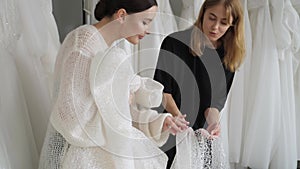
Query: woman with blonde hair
154 0 245 168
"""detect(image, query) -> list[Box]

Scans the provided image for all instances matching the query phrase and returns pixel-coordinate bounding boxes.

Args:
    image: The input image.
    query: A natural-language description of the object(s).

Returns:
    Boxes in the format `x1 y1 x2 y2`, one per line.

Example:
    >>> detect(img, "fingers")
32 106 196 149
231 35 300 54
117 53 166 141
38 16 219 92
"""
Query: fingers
205 122 221 139
163 115 189 135
176 114 190 125
173 115 189 130
168 120 183 135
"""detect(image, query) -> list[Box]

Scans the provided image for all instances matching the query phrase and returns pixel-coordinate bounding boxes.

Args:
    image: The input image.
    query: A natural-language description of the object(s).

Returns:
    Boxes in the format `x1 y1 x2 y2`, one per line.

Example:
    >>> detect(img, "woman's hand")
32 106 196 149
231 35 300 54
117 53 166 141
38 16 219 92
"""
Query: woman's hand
206 122 220 138
204 108 220 137
163 114 189 135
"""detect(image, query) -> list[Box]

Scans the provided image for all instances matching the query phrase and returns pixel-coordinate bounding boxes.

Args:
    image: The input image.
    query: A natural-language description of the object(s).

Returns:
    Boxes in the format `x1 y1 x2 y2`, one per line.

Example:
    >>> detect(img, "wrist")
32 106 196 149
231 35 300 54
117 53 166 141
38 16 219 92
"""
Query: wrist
204 108 219 125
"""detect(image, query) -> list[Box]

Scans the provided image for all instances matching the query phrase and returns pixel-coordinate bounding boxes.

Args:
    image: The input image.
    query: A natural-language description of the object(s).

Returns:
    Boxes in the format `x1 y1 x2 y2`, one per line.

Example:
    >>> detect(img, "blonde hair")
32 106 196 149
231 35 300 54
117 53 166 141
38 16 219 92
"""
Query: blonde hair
190 0 245 72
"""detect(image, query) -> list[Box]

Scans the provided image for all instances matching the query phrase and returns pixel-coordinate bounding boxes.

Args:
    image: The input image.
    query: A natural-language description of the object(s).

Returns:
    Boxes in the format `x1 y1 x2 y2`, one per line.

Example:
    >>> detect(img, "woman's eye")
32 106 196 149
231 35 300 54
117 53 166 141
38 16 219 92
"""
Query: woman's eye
209 16 216 20
143 21 148 25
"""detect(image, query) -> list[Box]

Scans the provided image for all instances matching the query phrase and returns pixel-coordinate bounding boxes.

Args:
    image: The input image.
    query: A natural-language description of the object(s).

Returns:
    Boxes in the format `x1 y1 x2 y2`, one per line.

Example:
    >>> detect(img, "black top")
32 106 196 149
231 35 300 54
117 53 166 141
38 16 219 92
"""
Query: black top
154 28 235 129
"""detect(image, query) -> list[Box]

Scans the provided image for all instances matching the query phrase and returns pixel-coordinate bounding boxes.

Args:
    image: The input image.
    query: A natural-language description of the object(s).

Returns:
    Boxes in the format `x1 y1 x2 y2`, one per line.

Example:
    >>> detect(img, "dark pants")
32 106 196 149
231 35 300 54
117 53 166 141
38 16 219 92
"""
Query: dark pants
165 146 176 169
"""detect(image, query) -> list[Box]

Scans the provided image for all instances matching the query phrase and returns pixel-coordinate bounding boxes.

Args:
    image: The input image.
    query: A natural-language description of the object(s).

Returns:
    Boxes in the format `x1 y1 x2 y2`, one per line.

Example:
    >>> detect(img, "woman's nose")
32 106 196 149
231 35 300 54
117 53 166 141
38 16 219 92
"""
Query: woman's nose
212 21 219 29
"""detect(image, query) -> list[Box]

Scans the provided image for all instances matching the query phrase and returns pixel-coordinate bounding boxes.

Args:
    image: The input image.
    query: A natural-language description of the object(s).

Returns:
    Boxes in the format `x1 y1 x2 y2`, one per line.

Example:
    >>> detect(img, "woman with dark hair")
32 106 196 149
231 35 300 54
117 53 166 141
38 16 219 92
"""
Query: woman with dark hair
154 0 245 168
38 0 188 168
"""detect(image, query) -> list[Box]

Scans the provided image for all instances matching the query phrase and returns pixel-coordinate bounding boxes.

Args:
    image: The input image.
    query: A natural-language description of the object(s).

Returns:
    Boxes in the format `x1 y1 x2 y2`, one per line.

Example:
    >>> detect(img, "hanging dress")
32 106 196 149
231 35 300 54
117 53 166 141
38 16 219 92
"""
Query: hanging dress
220 0 253 167
0 0 39 168
268 0 299 168
11 0 60 152
225 0 282 168
177 0 204 31
137 0 178 78
291 0 300 161
240 1 282 168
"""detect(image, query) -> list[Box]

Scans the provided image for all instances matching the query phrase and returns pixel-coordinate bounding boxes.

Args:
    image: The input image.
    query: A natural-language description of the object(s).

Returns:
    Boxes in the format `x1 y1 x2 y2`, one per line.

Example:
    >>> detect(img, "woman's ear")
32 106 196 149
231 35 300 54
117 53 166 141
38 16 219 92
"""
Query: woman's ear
115 8 127 23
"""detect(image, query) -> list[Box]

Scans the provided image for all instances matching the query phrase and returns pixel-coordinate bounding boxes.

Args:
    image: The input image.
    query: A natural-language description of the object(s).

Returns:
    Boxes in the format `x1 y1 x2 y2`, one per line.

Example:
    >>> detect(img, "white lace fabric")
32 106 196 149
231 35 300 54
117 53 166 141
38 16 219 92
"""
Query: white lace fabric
39 25 170 168
171 128 229 169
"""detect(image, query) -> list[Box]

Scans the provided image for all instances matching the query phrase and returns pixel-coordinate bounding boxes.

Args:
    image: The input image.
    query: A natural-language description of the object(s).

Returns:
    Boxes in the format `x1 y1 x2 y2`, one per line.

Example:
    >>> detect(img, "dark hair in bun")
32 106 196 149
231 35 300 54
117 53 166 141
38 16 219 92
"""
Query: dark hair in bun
94 0 158 21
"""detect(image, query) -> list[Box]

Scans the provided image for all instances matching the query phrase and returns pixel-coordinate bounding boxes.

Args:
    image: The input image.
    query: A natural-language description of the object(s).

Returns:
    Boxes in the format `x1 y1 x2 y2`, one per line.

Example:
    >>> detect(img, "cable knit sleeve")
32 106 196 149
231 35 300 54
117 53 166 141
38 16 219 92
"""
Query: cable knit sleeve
50 49 105 147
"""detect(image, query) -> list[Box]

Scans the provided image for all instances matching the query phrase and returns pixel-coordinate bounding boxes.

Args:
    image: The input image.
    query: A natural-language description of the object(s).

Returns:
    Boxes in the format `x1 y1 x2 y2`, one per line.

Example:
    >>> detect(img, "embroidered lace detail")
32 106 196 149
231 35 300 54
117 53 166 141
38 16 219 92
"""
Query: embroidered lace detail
171 128 229 169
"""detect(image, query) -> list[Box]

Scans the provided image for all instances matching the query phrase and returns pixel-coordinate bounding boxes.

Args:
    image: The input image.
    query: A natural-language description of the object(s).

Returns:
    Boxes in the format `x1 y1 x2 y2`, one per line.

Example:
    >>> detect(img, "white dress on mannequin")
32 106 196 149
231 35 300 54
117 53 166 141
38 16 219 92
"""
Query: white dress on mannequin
177 0 204 31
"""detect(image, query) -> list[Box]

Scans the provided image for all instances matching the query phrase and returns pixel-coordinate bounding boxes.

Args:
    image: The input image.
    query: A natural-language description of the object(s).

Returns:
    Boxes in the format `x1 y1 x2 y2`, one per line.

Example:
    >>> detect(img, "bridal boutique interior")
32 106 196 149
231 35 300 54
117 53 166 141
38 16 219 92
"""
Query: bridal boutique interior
0 0 299 168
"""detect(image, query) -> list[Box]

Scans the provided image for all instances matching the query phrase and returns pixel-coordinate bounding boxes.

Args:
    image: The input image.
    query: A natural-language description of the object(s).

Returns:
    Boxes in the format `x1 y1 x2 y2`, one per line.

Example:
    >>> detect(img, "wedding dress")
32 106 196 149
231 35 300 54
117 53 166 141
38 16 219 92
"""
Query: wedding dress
171 128 229 169
137 0 178 78
223 0 298 168
39 25 170 168
223 0 283 168
292 0 300 160
269 0 299 168
177 0 204 31
0 0 36 168
1 0 61 153
0 45 39 169
219 0 253 166
238 1 282 168
0 0 59 167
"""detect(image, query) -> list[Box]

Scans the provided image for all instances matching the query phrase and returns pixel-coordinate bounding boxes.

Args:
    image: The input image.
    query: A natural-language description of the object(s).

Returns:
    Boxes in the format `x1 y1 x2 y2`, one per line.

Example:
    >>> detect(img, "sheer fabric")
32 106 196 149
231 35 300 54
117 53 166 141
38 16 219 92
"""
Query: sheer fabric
223 0 298 168
171 128 229 169
291 0 300 161
0 45 38 169
219 0 253 166
39 25 170 168
236 2 281 168
2 0 60 152
269 1 299 168
1 0 58 168
137 0 178 78
177 0 204 31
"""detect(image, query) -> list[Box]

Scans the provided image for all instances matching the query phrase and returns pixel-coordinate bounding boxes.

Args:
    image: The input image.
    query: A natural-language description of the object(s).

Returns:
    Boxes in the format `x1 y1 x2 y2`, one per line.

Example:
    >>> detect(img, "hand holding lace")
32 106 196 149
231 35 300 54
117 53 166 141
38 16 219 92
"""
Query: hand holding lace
204 107 220 137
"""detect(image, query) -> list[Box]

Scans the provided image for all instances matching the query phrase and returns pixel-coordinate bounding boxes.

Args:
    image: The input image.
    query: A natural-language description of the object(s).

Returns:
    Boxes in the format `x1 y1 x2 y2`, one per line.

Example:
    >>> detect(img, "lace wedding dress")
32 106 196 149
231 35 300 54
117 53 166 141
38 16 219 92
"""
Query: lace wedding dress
170 128 229 169
39 25 170 168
